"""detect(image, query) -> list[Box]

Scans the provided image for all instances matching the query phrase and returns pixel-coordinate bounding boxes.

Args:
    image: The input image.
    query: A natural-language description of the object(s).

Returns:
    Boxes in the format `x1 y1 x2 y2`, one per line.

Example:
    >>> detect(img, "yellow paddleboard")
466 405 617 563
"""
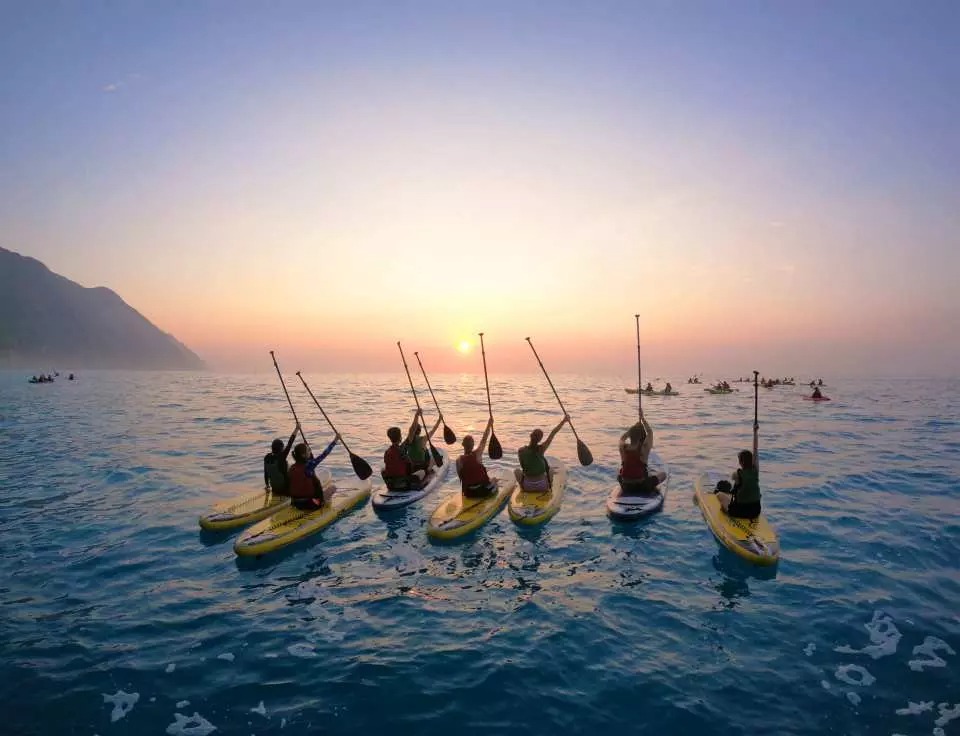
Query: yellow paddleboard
693 471 780 566
427 472 517 541
234 475 371 556
508 458 567 526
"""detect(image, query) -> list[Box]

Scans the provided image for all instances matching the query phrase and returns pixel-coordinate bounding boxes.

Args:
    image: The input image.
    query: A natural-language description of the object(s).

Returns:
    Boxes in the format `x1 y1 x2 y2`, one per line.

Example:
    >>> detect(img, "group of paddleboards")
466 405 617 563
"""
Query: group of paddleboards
28 372 74 383
198 321 781 567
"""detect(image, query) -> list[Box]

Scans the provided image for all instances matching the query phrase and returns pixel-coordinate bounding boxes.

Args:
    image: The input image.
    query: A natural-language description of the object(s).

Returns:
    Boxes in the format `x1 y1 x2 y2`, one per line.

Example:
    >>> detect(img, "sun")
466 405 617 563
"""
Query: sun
457 340 472 354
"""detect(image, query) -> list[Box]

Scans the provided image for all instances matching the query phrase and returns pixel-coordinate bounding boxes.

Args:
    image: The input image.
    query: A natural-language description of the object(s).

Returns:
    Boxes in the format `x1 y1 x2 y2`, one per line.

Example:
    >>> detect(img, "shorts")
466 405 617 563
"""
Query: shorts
463 482 497 499
520 475 550 492
618 475 661 496
726 500 761 519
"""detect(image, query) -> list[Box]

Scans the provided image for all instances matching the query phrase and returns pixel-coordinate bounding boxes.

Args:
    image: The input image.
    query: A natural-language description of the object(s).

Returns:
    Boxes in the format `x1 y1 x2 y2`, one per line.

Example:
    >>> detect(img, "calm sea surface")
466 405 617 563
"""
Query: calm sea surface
1 371 958 736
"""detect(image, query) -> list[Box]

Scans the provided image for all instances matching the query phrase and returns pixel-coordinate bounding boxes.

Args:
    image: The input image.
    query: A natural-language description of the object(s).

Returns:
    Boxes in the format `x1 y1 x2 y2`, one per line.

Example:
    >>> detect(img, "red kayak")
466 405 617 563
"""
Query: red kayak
804 395 831 401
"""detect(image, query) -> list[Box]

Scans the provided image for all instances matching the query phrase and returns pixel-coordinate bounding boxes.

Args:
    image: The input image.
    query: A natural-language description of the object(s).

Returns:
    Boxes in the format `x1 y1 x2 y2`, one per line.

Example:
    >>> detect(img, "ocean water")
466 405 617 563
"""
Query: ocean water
1 371 958 736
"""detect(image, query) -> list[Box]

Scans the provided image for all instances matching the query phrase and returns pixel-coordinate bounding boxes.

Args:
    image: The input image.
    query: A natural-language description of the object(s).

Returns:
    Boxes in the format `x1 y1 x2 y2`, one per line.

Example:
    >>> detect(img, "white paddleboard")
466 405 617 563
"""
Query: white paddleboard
371 448 450 510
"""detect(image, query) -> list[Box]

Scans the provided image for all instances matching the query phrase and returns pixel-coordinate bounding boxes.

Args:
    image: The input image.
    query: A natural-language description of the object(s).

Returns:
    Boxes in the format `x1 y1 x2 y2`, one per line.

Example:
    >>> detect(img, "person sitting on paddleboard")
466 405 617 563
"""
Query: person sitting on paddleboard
715 449 761 519
457 418 496 498
811 387 823 399
617 413 667 496
288 438 339 510
644 382 654 392
383 412 428 490
406 411 442 475
264 423 300 494
514 415 568 491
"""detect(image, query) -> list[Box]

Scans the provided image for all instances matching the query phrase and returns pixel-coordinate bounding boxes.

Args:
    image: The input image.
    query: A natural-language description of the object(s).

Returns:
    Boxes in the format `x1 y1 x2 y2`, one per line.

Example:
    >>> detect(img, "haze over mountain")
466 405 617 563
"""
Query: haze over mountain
0 247 204 370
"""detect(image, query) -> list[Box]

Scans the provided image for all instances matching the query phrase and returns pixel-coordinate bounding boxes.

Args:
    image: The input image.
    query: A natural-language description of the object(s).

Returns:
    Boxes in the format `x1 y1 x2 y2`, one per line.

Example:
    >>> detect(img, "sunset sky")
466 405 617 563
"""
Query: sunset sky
2 2 957 375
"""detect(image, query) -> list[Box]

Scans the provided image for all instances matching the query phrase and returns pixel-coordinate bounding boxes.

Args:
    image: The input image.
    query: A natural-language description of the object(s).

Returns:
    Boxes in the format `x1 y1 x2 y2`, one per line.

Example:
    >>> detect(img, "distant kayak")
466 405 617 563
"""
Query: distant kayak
641 389 679 396
804 396 831 402
508 457 567 526
704 388 734 395
371 449 450 511
693 471 779 566
234 475 371 556
624 387 639 394
427 472 517 541
606 450 669 520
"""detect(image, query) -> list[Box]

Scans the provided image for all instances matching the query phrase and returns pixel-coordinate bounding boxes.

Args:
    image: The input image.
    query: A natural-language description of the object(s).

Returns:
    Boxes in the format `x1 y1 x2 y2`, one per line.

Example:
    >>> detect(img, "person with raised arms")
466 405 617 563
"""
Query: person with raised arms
263 422 300 494
287 436 339 510
457 417 496 498
382 411 427 491
406 411 443 476
514 415 569 491
617 411 667 495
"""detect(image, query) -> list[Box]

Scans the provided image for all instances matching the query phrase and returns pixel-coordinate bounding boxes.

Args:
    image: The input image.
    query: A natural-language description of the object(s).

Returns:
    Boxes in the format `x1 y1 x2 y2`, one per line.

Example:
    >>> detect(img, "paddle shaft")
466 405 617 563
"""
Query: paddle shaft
398 343 442 464
753 369 760 463
295 372 355 454
525 337 583 443
270 350 309 452
414 351 444 421
634 313 642 417
479 333 494 420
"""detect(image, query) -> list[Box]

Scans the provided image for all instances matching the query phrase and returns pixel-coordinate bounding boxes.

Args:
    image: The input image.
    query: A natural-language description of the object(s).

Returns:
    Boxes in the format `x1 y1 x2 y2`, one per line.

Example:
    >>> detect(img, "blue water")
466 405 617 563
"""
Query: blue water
1 372 958 736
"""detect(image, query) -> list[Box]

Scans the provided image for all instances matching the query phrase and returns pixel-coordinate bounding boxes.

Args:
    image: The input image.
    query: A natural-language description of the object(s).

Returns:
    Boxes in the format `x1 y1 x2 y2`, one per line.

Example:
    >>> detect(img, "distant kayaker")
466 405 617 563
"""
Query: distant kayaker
264 423 300 494
288 438 339 510
68 373 74 381
716 450 761 519
514 415 568 491
383 412 429 490
457 418 496 498
664 382 674 394
617 413 667 495
811 387 823 399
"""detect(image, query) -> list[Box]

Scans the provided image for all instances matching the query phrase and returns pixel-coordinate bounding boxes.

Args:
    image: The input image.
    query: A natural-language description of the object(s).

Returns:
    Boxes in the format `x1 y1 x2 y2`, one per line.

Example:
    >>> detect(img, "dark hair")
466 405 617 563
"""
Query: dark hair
738 450 754 470
293 443 310 463
387 427 402 443
530 428 544 444
271 438 285 454
628 424 646 445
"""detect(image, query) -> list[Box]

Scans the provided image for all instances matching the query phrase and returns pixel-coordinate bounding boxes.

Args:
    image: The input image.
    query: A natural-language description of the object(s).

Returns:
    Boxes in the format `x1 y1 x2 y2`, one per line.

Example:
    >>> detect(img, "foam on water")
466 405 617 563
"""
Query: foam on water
102 690 139 722
165 713 216 736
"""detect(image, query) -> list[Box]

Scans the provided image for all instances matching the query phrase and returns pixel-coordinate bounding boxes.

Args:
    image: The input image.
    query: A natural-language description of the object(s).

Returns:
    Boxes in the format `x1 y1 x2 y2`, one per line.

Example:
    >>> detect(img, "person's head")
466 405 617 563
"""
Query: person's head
271 438 285 455
628 423 646 445
387 426 402 444
738 449 754 470
292 443 310 463
462 435 475 453
529 428 544 446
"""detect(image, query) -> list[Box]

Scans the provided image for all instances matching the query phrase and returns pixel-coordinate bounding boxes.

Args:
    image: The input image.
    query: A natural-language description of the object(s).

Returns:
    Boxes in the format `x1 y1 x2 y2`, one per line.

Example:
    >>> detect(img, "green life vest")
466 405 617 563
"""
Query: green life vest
734 467 761 504
265 454 289 492
519 445 547 476
407 438 427 464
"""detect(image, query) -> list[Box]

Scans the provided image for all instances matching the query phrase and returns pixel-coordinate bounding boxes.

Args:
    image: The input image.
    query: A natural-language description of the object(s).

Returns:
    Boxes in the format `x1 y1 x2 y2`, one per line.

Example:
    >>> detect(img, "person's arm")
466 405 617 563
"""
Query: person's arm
305 435 339 475
541 415 569 453
282 423 300 458
477 417 493 456
406 411 421 443
640 415 654 453
427 417 443 440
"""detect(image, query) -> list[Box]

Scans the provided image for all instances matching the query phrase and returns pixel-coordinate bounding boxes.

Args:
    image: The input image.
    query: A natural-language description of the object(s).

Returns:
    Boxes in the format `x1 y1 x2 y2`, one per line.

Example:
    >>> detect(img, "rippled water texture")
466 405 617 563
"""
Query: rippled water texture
1 371 958 735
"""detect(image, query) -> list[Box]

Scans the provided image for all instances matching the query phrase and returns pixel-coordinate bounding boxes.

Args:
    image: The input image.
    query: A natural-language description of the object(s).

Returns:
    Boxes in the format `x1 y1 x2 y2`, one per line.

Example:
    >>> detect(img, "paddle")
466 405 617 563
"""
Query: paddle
525 337 593 466
414 350 456 445
478 332 502 460
397 342 444 467
295 372 373 481
634 313 642 419
753 369 760 464
270 350 310 453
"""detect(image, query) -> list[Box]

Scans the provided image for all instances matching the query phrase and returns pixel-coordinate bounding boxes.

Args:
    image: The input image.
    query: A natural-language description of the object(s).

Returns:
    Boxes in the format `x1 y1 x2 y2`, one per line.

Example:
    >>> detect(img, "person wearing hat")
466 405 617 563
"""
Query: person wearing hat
514 415 569 491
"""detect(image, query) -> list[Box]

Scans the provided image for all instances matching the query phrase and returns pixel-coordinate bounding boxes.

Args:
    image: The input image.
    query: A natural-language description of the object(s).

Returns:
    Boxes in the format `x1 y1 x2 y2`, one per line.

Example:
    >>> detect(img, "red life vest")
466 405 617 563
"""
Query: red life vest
457 452 490 488
288 462 318 499
619 447 648 481
384 444 409 477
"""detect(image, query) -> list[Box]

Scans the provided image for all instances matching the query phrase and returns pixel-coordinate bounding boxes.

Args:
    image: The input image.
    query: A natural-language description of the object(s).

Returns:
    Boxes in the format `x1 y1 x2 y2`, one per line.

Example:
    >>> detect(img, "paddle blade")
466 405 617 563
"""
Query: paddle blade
488 432 503 460
576 439 593 466
442 423 457 445
430 444 443 466
350 452 373 481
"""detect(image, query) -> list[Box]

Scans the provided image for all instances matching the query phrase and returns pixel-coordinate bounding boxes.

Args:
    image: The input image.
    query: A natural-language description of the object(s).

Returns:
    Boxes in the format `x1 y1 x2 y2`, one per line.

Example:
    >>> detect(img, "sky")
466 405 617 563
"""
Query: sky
1 1 958 376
